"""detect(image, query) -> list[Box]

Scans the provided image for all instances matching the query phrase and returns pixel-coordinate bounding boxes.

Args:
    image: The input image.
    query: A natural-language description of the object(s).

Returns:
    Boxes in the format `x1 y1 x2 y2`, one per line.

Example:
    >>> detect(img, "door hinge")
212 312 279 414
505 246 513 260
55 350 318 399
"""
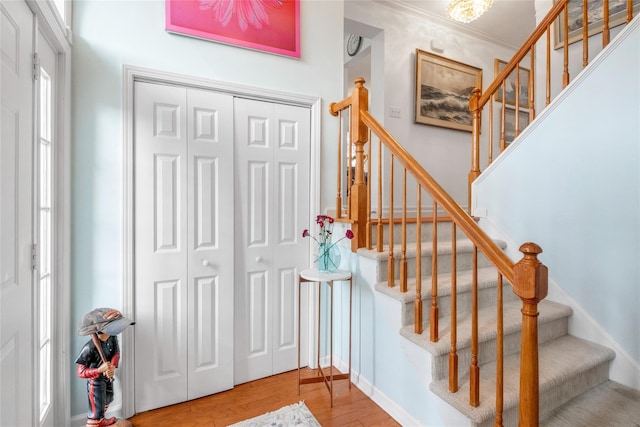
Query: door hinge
33 53 40 81
32 243 39 271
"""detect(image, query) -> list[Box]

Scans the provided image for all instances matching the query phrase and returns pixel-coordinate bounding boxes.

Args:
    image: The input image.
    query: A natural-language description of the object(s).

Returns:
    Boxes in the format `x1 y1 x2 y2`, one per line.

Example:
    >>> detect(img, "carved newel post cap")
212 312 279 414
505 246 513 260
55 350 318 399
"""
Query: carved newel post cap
354 77 366 87
514 242 548 301
519 242 543 258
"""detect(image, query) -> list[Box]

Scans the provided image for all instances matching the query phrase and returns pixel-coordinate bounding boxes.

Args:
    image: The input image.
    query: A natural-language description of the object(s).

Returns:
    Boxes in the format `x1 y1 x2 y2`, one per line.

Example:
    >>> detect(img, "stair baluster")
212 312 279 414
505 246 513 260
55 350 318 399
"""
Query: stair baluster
336 110 343 219
387 154 395 288
366 130 373 250
414 187 423 334
449 223 458 393
496 274 504 427
400 168 408 292
470 246 480 407
430 202 439 342
376 138 383 252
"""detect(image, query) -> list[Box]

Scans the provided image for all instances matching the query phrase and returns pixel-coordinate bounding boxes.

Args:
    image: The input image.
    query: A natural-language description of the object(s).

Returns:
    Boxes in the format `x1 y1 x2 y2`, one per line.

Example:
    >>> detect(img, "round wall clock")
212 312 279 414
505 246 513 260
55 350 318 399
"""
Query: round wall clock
346 34 363 57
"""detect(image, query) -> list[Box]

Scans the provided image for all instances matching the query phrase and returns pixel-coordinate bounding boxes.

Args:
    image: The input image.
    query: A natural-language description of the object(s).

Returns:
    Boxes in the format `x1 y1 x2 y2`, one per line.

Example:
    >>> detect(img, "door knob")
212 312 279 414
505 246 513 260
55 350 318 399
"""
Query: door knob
202 259 210 267
256 256 263 263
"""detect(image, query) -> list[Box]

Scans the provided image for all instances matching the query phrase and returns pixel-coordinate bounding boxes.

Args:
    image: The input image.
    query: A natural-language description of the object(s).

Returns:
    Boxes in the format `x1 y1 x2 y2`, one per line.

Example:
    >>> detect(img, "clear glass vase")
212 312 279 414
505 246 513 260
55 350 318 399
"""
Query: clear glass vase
317 242 341 272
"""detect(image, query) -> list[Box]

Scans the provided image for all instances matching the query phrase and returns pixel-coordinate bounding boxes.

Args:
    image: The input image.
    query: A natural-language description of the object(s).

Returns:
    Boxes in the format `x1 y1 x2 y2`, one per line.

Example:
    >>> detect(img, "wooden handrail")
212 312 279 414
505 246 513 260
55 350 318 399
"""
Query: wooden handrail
361 110 515 282
330 78 548 425
476 0 569 109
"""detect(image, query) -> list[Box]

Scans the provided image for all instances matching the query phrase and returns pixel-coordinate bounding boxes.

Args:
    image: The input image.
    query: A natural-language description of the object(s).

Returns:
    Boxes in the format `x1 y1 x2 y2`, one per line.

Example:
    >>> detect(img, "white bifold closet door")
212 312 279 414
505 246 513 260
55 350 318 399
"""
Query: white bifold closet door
233 98 310 385
134 82 235 412
133 82 311 412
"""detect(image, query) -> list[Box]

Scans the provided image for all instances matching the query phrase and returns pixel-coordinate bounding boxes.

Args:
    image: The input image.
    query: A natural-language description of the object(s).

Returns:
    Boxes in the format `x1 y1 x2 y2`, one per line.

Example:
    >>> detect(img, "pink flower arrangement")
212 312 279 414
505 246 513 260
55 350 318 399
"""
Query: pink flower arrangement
302 215 353 246
302 215 354 271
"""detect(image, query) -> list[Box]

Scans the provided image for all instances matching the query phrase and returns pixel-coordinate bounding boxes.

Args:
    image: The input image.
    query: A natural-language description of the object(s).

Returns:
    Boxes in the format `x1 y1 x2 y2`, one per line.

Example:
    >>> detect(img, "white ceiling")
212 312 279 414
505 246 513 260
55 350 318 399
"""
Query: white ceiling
388 0 537 48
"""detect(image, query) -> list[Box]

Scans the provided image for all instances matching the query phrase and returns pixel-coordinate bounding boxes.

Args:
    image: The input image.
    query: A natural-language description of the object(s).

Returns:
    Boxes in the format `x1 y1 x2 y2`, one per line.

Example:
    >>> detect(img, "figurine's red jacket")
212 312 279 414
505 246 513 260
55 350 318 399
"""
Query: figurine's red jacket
75 335 120 379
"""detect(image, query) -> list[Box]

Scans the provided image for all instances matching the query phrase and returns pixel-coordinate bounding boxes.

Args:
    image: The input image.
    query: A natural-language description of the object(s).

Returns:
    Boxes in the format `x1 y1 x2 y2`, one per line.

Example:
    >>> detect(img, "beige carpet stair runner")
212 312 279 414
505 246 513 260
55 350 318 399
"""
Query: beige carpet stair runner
360 221 640 426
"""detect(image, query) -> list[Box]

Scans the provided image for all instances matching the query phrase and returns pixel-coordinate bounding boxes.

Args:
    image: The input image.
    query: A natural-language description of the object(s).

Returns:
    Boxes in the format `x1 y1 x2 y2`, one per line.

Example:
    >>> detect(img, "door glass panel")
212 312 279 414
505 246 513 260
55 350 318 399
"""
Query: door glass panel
53 0 65 24
38 67 53 422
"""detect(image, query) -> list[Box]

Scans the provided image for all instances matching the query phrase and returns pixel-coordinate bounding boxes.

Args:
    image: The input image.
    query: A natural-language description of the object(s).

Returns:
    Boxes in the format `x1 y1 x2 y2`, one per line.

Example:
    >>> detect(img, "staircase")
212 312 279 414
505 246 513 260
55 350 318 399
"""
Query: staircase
357 221 640 426
328 3 639 424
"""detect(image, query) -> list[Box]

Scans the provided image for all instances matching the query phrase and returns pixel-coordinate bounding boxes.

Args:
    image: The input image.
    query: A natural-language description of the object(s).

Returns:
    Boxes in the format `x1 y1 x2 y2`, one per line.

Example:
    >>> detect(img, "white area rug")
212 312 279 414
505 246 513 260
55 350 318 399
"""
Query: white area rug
227 401 320 427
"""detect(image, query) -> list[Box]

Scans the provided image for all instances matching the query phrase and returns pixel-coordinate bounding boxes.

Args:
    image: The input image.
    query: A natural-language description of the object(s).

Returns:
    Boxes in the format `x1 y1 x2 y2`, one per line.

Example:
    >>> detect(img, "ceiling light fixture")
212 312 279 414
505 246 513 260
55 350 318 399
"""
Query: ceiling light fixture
447 0 494 23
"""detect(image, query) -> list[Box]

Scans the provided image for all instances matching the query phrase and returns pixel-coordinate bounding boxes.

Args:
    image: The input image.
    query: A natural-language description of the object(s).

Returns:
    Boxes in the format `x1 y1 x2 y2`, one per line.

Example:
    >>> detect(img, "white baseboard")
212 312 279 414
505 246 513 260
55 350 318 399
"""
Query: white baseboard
331 356 424 426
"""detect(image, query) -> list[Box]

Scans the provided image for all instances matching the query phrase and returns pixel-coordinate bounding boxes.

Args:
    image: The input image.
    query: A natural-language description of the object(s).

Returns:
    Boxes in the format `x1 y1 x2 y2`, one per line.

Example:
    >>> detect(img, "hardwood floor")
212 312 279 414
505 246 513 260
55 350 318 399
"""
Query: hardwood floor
128 368 401 426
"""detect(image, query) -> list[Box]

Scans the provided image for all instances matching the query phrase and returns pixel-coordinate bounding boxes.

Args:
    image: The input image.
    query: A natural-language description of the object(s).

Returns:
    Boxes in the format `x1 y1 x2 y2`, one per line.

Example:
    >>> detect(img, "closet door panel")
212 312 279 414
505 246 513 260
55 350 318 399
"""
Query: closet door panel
134 81 189 412
186 88 234 400
234 99 273 384
234 98 310 383
271 103 310 374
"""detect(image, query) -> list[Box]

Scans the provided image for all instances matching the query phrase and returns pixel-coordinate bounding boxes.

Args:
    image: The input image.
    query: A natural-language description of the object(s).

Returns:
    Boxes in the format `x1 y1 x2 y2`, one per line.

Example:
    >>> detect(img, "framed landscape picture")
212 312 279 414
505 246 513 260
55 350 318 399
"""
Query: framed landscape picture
504 107 530 144
553 0 639 48
414 49 482 132
166 0 300 58
494 59 530 109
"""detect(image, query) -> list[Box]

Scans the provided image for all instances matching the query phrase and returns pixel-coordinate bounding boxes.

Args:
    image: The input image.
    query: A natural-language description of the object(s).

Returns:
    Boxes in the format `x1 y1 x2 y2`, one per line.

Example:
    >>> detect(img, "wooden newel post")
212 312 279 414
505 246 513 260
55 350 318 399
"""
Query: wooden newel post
512 242 548 427
349 78 369 251
468 88 481 214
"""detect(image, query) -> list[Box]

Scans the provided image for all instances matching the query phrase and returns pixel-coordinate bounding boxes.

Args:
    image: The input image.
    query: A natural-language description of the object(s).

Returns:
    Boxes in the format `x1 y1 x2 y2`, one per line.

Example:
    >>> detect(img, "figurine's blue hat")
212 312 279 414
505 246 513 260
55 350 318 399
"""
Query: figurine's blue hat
78 307 135 336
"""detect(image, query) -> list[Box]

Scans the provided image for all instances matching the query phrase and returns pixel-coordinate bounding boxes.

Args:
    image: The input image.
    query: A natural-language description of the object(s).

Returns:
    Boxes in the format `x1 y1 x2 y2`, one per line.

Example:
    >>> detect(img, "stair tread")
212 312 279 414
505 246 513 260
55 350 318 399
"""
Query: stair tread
430 335 616 424
540 380 640 426
375 266 508 303
400 299 573 356
357 238 507 261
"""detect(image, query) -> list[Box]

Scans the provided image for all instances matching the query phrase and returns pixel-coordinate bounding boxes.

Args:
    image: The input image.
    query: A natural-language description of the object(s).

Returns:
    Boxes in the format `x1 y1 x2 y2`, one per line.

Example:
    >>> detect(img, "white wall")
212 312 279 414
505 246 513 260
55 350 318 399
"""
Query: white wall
474 19 640 365
70 0 343 417
345 1 522 210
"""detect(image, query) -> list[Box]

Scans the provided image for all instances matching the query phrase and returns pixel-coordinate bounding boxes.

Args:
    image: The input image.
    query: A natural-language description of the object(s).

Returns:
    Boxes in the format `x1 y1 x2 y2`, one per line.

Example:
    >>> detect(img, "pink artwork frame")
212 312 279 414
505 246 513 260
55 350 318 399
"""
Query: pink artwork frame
166 0 300 58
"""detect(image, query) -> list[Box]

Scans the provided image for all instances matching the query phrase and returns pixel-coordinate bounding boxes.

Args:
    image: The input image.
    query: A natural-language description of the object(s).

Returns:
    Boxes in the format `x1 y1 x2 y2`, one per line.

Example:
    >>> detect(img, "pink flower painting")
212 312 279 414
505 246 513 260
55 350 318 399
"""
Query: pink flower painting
166 0 300 58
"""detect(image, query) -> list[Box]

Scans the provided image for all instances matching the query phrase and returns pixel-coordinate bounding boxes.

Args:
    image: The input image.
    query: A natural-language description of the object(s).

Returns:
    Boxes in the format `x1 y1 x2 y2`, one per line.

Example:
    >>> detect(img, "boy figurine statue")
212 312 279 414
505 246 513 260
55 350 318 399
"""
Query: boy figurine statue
75 308 135 427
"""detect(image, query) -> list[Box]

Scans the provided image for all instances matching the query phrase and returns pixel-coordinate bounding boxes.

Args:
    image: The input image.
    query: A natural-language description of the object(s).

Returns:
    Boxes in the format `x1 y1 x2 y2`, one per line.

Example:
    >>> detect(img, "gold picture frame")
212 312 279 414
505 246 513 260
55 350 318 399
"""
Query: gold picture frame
553 0 639 49
415 49 482 132
494 59 530 109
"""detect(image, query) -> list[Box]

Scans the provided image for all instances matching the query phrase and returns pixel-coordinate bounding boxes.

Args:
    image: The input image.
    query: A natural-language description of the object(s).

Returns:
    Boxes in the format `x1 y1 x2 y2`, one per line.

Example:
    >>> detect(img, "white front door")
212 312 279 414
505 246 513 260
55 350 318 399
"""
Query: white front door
134 82 235 412
0 1 35 425
233 98 310 384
